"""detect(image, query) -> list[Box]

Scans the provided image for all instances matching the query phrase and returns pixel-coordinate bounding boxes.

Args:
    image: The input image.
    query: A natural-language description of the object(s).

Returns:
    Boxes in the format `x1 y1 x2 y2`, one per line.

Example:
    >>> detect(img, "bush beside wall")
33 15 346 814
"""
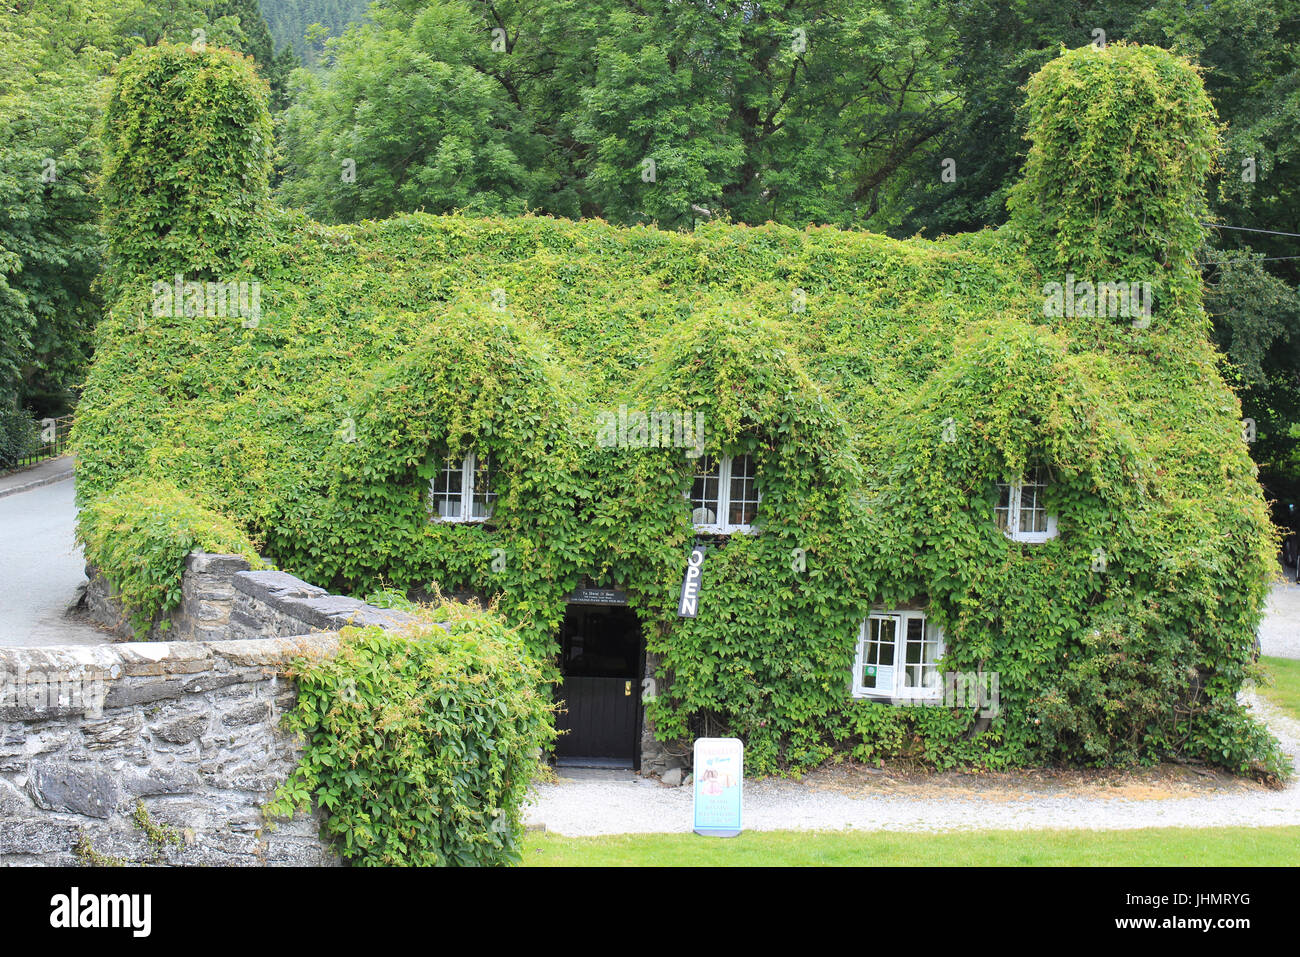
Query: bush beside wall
0 407 38 468
266 611 555 866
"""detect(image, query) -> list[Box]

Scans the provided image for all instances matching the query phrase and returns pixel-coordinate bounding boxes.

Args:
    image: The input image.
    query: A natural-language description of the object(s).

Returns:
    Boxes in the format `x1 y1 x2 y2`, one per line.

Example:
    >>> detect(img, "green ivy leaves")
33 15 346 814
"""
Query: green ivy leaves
77 43 1284 783
265 616 554 867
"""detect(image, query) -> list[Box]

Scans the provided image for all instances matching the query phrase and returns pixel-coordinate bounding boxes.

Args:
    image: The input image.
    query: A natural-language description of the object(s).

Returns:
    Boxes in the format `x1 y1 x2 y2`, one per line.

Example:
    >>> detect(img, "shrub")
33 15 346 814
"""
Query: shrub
77 476 262 636
0 407 38 468
266 614 555 866
1187 698 1291 785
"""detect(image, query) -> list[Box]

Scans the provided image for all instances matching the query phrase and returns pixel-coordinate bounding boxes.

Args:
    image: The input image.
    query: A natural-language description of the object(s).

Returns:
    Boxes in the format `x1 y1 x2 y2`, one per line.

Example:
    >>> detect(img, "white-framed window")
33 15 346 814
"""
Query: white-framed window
427 452 495 522
689 454 759 534
852 610 944 702
995 465 1057 543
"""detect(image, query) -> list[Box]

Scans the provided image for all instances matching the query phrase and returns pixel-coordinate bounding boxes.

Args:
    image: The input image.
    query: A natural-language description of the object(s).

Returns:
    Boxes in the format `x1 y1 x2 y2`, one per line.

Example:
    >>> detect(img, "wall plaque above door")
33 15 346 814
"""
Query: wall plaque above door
566 586 629 606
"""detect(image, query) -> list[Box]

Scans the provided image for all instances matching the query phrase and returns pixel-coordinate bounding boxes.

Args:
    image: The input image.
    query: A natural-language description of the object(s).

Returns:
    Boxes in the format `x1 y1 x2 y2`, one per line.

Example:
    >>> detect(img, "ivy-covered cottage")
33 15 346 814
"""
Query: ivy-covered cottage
76 41 1283 779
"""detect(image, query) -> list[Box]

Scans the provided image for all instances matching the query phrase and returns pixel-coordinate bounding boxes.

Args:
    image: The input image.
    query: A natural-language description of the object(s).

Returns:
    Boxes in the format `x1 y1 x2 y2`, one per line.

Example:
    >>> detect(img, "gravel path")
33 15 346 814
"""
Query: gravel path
0 475 110 647
530 577 1300 837
525 693 1300 837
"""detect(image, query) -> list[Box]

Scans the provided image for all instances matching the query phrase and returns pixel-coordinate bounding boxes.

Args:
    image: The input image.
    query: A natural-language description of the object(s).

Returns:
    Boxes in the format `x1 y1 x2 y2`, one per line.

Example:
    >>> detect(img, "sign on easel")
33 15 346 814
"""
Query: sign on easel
693 737 743 837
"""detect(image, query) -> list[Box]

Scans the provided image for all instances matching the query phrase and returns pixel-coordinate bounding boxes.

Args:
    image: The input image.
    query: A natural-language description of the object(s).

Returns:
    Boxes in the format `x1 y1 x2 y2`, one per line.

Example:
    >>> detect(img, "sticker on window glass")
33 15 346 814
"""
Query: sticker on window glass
866 665 893 689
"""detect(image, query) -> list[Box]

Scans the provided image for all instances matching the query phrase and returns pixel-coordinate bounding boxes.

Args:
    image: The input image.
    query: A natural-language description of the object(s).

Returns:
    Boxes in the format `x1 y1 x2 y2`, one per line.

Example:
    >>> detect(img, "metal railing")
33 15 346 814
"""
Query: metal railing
15 414 74 468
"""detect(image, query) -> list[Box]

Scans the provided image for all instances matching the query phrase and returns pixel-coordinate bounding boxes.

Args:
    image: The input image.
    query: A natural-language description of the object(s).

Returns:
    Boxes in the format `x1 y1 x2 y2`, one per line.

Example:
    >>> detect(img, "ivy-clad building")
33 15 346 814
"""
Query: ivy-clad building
77 41 1282 779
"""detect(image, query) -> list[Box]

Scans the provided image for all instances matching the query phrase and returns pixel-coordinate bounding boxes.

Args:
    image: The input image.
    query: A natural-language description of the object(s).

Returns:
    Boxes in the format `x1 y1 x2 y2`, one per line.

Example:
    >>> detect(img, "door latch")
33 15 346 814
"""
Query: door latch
624 681 632 696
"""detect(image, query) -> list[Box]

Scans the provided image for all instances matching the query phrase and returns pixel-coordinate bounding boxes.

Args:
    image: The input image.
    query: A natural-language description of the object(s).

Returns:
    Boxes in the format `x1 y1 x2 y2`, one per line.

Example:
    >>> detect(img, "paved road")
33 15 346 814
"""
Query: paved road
0 477 110 647
1261 579 1300 659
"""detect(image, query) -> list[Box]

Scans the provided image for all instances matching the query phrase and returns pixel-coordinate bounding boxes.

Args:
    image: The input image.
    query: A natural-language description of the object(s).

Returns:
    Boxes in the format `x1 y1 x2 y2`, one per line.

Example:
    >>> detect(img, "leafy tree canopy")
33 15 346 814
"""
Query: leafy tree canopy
0 0 289 415
276 0 957 227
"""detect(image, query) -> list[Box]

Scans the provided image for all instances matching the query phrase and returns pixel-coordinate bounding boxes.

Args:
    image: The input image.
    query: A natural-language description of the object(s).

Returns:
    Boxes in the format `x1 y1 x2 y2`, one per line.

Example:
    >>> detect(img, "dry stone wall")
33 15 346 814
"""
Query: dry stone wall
2 553 418 866
85 552 414 642
0 635 339 866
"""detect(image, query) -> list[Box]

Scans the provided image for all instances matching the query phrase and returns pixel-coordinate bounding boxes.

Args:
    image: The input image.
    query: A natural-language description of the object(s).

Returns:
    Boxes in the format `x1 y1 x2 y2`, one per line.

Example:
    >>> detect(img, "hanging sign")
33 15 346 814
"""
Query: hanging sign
693 737 743 837
677 547 706 617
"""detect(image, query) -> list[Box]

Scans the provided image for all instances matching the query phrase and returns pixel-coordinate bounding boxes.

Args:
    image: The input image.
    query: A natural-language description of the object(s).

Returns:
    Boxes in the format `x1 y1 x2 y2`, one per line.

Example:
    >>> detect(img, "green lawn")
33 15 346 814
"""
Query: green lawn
1259 656 1300 721
523 826 1300 866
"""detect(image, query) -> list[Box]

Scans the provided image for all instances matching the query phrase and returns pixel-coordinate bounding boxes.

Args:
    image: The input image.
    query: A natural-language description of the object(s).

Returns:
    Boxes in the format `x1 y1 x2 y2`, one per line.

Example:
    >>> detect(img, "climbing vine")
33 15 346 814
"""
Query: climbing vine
77 43 1286 782
266 614 554 866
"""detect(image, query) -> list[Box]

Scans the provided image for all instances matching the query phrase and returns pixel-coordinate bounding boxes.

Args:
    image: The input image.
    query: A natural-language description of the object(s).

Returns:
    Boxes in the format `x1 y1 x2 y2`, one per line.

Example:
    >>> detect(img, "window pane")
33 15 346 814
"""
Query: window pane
1019 470 1048 534
995 483 1013 532
690 455 721 526
469 454 496 520
728 454 759 526
429 454 463 520
904 619 924 664
861 617 897 692
903 617 940 691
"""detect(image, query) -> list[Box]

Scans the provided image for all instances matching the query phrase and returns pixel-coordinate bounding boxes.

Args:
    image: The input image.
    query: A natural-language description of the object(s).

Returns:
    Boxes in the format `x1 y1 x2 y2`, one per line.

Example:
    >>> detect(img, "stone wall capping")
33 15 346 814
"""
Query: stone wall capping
212 634 340 668
184 552 252 576
85 551 416 644
231 569 329 604
2 551 469 865
0 642 131 677
231 570 417 633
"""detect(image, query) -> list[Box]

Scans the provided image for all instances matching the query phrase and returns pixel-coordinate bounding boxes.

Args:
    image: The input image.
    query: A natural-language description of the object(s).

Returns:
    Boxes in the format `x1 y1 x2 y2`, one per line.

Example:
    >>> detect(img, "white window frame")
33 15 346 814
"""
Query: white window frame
427 452 495 523
851 610 944 702
688 453 760 535
996 466 1057 543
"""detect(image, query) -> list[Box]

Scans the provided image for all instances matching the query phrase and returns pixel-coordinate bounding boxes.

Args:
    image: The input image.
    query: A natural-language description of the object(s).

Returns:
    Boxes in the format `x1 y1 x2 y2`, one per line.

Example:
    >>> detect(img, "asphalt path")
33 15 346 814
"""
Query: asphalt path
0 476 109 646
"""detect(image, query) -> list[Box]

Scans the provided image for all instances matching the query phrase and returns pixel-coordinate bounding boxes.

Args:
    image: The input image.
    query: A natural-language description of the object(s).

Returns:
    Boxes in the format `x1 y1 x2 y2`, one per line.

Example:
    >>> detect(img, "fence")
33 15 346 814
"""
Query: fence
13 413 73 469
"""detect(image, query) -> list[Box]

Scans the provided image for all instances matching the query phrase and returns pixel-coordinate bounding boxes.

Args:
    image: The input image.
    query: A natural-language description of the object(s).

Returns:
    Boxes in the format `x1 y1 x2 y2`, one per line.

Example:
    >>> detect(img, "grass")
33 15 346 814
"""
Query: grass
522 826 1300 866
1258 656 1300 721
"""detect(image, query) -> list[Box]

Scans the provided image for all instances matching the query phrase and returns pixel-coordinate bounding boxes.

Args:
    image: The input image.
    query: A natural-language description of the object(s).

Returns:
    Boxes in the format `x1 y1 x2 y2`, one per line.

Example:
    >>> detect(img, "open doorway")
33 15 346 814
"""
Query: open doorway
554 603 643 769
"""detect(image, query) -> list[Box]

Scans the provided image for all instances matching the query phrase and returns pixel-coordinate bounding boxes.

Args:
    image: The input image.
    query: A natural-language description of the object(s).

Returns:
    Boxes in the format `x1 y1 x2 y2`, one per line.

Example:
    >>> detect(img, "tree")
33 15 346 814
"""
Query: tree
275 0 956 228
0 1 115 413
277 0 553 221
257 0 372 68
0 0 287 417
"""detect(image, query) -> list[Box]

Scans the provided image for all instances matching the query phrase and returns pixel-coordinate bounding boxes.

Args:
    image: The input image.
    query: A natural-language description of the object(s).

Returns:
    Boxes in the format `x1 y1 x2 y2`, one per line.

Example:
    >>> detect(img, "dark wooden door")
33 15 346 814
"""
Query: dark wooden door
555 605 642 766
